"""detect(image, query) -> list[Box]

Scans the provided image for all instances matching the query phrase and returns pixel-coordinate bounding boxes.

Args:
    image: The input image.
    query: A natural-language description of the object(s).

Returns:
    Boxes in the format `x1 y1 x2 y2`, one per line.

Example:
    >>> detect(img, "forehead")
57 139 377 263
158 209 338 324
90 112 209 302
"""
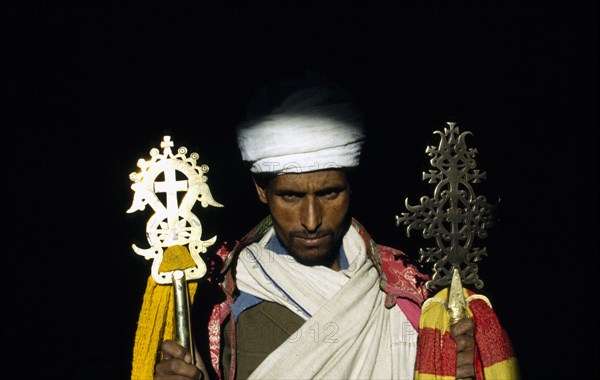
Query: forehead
269 170 348 190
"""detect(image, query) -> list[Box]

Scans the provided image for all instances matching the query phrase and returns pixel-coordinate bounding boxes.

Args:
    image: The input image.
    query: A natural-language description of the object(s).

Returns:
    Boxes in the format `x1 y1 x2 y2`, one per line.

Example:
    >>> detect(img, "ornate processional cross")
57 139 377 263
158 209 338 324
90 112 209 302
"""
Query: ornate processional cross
127 135 223 359
395 122 496 322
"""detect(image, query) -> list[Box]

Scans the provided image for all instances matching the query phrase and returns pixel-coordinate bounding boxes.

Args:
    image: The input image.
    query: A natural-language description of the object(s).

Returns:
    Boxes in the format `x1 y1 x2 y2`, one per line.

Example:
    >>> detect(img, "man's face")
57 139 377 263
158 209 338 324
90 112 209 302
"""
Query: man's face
254 170 351 270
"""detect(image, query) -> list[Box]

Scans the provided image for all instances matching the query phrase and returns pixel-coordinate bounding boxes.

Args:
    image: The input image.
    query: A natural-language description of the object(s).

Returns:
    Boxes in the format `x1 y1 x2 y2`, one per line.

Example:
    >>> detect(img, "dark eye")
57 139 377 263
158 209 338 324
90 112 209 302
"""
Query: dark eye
320 190 340 200
281 193 301 202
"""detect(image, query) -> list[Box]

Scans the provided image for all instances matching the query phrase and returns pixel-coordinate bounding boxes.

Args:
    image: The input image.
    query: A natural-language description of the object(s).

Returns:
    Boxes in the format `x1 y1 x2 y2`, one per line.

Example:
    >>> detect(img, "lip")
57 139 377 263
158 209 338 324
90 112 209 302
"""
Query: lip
294 235 330 248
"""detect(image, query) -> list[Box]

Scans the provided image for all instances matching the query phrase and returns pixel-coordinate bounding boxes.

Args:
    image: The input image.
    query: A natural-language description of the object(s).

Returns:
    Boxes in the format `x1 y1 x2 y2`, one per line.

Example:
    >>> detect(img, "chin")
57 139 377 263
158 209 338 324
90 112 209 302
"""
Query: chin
289 248 337 267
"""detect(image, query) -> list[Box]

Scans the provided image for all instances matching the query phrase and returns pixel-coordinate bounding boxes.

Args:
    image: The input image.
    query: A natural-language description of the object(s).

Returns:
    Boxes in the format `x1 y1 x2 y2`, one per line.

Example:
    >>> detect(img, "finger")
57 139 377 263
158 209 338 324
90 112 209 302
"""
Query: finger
451 318 474 337
457 349 475 370
454 334 476 352
193 348 210 379
456 362 475 379
161 339 191 361
155 356 203 379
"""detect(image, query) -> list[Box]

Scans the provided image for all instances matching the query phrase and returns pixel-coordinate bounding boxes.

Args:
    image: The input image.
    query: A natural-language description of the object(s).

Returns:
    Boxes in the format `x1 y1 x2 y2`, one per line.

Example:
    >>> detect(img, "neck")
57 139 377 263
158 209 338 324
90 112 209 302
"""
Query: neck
329 255 342 271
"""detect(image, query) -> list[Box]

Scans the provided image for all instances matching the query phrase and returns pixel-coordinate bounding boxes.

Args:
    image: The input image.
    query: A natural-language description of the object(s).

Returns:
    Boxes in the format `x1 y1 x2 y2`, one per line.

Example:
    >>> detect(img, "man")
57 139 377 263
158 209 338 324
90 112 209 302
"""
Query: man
154 73 513 380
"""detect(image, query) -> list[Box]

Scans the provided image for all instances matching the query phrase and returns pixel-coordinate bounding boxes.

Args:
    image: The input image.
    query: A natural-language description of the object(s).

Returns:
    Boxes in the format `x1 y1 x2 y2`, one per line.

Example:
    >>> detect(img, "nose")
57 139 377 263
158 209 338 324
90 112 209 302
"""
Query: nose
300 196 322 232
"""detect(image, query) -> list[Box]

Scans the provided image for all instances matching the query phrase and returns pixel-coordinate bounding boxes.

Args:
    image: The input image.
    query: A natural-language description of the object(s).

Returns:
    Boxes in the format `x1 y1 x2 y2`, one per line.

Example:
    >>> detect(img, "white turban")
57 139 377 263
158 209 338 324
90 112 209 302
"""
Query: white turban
236 85 366 175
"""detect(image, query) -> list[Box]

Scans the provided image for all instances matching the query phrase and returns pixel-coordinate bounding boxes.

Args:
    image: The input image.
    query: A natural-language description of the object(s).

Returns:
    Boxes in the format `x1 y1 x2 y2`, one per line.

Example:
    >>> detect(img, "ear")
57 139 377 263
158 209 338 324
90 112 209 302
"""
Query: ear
253 178 268 204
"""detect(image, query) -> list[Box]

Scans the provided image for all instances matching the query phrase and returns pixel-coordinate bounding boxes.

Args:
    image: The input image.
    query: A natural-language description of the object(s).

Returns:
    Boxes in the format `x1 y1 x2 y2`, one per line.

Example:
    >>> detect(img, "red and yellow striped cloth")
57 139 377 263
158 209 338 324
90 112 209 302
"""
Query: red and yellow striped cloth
415 287 520 379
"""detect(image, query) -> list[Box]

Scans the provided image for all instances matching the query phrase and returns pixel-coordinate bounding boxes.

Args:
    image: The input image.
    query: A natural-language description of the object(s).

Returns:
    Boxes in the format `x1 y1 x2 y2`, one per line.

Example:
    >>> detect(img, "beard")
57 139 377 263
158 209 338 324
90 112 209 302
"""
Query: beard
279 225 348 268
273 217 352 269
286 238 341 267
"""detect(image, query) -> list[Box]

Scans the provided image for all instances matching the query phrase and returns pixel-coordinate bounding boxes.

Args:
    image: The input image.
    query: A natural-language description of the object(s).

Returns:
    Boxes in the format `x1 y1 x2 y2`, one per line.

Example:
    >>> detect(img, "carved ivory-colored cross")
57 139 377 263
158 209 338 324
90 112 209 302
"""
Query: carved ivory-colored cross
154 162 188 242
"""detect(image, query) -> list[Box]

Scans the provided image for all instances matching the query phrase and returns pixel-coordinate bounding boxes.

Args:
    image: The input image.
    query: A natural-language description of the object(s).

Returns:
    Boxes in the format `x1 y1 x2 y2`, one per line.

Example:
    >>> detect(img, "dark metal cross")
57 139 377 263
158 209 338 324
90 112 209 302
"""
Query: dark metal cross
395 122 496 291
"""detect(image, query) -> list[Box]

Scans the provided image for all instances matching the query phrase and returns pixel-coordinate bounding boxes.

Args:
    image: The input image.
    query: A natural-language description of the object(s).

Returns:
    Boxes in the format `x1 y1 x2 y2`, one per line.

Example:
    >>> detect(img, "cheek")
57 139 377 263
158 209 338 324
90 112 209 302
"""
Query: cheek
331 197 351 218
269 206 297 247
323 200 351 229
268 203 296 230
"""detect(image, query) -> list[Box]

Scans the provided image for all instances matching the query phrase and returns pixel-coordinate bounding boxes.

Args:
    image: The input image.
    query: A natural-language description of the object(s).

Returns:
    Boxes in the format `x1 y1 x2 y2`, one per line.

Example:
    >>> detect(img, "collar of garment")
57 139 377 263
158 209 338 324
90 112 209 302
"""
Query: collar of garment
231 232 349 321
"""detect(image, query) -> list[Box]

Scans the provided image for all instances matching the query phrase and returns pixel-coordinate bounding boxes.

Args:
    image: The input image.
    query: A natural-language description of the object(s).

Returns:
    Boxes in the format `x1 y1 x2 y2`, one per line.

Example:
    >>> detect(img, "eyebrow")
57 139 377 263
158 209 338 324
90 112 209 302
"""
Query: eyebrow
315 185 348 195
273 184 348 196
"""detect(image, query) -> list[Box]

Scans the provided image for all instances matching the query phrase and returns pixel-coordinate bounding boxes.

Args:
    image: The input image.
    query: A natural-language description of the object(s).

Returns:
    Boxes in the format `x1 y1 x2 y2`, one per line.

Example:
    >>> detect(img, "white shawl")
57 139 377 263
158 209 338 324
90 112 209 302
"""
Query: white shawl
235 226 418 379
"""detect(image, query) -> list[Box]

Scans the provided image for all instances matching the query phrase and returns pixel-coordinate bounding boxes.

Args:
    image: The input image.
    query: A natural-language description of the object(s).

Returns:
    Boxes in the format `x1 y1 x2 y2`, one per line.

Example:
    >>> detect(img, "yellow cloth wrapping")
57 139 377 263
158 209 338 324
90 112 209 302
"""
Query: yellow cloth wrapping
130 245 199 380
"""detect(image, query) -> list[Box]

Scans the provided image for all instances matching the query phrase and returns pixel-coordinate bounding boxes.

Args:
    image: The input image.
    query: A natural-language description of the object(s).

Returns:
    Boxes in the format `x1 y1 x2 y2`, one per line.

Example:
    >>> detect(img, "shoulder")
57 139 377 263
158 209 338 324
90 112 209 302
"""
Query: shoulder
350 218 429 305
376 243 430 306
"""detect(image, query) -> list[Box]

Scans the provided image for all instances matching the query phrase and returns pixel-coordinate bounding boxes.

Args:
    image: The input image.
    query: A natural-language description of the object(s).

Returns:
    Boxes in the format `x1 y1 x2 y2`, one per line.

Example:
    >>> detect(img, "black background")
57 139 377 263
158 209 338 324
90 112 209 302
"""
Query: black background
2 1 596 379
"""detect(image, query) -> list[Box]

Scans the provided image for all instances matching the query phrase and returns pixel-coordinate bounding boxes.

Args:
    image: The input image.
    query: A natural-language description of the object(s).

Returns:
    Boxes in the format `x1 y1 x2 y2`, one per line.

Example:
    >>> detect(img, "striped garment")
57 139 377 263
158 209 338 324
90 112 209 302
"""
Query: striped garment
415 287 520 379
